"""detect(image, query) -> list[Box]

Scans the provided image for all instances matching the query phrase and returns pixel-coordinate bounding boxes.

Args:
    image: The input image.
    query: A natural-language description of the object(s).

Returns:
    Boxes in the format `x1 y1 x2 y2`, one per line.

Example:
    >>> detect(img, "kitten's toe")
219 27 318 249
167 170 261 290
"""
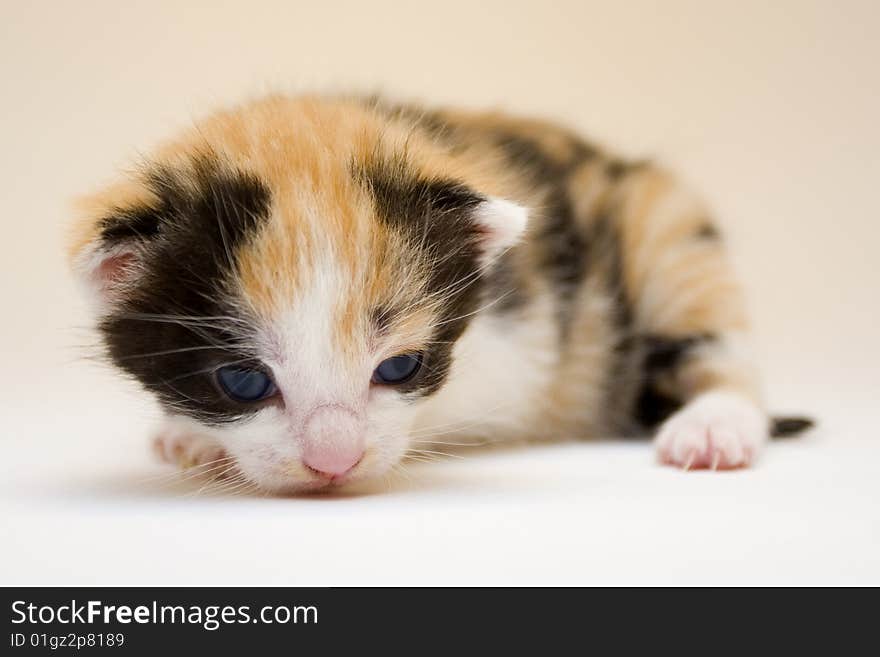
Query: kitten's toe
654 391 768 470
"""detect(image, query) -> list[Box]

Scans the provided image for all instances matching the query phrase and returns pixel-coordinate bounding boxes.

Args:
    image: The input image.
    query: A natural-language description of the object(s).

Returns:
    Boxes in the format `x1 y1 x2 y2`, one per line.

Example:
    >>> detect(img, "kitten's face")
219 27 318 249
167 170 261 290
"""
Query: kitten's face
69 98 526 492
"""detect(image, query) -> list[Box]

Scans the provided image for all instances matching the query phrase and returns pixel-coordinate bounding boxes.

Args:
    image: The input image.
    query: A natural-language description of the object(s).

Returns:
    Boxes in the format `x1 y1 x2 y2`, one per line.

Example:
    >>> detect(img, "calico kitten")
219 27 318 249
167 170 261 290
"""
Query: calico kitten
69 95 811 493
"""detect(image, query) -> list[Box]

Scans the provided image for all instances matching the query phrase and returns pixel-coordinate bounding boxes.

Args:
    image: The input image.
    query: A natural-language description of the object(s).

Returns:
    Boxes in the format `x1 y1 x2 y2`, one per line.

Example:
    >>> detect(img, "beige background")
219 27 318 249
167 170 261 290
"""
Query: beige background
1 1 877 584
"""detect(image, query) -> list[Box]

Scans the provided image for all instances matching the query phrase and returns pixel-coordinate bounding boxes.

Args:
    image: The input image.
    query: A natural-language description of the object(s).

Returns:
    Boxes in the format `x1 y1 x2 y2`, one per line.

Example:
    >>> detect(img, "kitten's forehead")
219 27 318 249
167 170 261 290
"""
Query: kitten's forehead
150 99 487 356
85 97 492 421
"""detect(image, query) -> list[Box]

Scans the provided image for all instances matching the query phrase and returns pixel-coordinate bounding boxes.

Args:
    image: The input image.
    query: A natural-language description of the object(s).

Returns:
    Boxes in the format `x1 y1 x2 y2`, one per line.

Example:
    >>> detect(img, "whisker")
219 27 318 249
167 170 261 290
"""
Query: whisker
139 455 235 484
118 345 232 361
176 462 241 492
189 467 244 497
209 474 256 496
406 448 464 460
410 438 487 448
407 399 517 439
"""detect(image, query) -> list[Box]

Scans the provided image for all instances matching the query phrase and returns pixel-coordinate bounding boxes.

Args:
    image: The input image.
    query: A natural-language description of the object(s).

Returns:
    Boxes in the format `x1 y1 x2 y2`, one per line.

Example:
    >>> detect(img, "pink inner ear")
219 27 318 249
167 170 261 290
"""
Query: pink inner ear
96 251 137 290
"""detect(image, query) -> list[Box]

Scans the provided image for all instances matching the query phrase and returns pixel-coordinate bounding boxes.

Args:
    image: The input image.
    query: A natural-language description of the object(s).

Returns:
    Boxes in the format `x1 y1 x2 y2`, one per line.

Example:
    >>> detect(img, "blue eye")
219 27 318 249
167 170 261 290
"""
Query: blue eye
372 354 422 385
216 365 277 402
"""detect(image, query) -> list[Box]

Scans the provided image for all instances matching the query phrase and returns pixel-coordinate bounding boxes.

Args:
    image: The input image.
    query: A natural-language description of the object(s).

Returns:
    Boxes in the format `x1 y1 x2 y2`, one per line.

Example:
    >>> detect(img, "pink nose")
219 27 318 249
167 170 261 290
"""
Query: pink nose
301 405 365 478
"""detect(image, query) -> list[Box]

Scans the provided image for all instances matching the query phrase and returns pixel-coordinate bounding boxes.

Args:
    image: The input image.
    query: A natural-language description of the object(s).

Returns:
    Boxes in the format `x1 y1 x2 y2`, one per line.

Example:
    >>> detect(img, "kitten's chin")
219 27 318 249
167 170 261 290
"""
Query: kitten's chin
241 459 394 496
224 436 409 495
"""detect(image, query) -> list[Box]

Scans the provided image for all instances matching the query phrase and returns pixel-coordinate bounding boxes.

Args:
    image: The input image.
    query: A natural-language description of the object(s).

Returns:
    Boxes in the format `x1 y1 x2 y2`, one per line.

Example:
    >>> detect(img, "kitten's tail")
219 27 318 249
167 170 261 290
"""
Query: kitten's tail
770 416 815 438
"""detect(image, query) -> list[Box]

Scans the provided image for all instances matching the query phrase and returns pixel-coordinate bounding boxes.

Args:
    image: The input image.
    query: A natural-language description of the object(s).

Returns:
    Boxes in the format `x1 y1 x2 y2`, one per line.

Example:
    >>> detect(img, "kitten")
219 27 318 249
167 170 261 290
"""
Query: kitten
68 94 811 493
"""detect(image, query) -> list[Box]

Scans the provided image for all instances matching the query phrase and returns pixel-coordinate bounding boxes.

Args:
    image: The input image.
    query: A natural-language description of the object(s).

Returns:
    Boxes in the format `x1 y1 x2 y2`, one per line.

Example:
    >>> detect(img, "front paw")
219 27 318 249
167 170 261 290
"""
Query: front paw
654 391 768 470
152 425 228 471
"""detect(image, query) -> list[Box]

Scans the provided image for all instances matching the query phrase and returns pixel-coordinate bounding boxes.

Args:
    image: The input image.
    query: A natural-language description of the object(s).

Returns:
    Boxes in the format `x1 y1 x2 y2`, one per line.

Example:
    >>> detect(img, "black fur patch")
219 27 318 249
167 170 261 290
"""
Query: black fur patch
633 334 716 429
355 156 486 398
533 187 589 338
589 211 644 433
100 206 162 241
641 334 714 371
594 214 632 329
99 156 273 424
632 386 682 429
495 133 592 182
492 131 596 337
605 333 717 435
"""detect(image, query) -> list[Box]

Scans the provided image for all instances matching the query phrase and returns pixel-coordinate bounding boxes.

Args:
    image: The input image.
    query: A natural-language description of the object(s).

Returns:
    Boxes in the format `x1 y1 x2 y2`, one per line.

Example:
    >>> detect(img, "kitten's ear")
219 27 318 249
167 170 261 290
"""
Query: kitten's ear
470 197 529 266
68 180 160 311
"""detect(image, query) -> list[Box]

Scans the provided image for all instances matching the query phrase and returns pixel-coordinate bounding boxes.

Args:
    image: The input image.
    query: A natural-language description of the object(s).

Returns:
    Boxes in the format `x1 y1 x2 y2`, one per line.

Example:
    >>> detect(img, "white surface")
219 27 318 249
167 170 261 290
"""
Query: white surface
1 1 879 585
1 381 878 586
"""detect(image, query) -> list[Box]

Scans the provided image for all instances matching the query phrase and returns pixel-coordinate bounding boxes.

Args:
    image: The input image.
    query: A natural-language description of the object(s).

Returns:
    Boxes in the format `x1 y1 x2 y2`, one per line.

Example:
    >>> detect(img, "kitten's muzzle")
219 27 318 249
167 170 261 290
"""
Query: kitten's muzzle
299 404 365 478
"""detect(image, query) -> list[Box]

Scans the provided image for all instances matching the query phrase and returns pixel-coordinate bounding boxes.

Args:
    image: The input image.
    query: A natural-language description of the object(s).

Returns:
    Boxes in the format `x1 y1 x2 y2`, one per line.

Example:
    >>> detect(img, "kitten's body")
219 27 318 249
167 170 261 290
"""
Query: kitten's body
70 95 806 493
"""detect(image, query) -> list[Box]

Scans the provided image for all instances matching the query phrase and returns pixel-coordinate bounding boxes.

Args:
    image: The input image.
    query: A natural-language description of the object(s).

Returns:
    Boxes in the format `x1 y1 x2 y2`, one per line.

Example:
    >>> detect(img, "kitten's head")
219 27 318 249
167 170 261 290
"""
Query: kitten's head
69 96 528 492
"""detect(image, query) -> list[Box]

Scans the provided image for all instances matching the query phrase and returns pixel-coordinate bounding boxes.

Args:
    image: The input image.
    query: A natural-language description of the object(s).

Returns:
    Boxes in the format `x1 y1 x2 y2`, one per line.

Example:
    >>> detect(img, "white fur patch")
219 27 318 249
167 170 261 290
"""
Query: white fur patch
472 197 529 266
655 390 769 470
413 294 556 445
